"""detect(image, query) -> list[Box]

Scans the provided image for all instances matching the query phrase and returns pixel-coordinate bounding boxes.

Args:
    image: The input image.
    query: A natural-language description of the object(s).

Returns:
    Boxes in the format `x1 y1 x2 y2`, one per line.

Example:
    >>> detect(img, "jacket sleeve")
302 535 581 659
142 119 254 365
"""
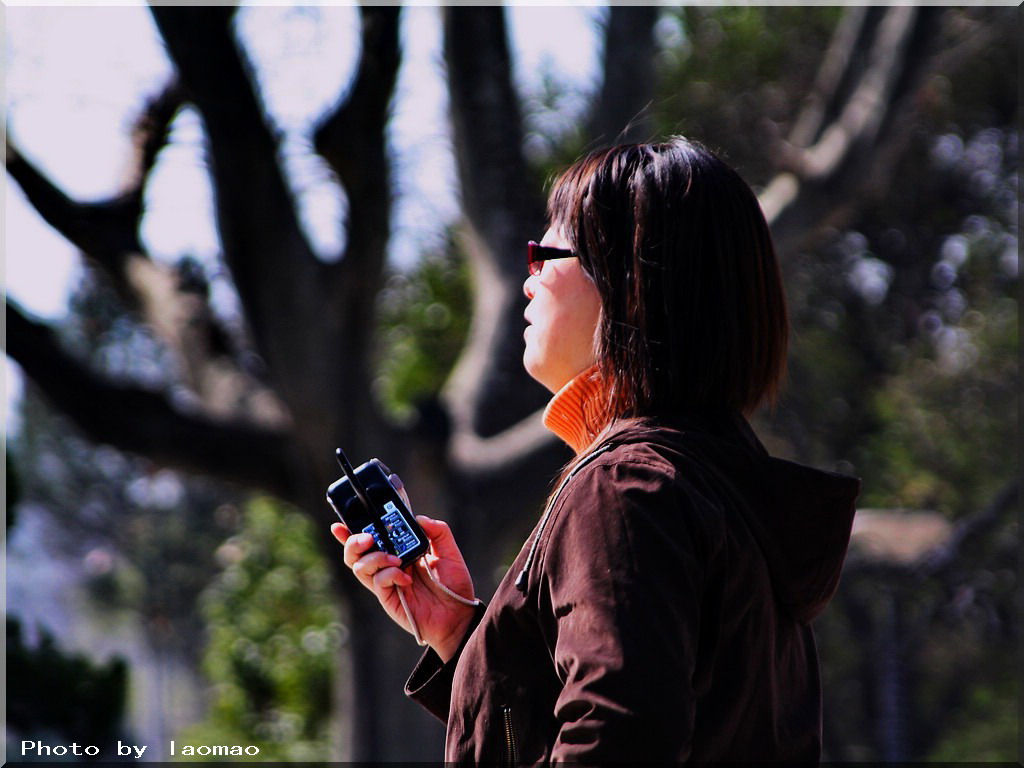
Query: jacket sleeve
536 459 712 763
404 602 487 723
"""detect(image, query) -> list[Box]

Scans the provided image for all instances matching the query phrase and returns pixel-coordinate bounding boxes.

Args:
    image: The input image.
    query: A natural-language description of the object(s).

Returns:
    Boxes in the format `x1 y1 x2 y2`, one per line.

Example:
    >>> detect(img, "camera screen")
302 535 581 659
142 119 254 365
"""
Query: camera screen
362 501 421 558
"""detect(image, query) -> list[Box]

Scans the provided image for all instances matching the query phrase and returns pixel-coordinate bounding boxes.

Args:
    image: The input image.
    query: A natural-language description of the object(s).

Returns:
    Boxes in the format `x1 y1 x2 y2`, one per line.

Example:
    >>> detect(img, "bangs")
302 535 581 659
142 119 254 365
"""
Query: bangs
546 146 619 246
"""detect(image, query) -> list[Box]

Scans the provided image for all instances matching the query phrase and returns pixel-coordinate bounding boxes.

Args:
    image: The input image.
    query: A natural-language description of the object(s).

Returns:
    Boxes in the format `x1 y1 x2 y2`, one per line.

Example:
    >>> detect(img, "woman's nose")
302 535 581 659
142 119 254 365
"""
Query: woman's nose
523 274 536 299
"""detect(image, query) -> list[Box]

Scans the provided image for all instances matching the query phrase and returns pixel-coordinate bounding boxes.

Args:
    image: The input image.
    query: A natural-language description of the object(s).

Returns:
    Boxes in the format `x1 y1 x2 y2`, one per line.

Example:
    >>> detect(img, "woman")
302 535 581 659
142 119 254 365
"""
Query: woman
332 138 860 763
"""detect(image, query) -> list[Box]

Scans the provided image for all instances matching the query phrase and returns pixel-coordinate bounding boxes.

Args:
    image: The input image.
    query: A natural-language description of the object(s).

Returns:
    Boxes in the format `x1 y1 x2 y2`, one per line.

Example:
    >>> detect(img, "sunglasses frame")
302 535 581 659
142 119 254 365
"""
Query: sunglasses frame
527 240 576 276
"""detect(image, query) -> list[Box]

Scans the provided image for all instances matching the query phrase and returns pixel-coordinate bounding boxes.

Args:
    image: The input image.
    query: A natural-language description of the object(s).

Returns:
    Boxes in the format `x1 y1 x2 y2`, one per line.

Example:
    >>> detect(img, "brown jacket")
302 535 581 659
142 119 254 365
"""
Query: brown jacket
406 414 860 764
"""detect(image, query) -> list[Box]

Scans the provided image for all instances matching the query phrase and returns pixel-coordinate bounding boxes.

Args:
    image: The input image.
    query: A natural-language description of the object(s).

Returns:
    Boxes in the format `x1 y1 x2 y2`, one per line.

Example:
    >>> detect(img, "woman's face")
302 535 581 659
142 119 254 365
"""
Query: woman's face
522 228 602 393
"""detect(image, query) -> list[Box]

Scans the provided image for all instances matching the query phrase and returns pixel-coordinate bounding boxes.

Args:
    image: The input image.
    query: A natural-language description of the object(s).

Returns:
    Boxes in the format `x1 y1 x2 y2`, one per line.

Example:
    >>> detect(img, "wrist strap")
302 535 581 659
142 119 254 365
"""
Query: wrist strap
396 556 481 647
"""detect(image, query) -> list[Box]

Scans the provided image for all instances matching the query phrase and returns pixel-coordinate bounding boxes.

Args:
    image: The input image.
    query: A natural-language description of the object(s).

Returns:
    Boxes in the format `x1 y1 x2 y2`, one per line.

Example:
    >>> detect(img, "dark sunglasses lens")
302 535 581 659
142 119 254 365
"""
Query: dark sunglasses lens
527 243 542 276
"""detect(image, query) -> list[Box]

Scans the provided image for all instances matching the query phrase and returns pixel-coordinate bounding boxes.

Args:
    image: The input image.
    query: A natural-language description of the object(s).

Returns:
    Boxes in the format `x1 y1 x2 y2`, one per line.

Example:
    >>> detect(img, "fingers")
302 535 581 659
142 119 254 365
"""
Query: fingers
343 532 378 568
374 564 412 591
351 549 402 584
334 525 414 606
337 516 455 564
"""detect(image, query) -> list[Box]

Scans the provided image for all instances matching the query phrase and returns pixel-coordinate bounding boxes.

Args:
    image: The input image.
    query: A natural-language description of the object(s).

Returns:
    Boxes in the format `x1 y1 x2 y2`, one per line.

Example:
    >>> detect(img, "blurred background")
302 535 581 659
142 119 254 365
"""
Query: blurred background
5 5 1018 763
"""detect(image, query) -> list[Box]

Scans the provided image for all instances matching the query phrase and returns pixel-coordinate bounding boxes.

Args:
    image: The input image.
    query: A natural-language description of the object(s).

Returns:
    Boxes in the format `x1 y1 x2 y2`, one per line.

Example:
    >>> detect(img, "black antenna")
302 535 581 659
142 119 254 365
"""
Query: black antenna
335 448 396 555
336 448 372 514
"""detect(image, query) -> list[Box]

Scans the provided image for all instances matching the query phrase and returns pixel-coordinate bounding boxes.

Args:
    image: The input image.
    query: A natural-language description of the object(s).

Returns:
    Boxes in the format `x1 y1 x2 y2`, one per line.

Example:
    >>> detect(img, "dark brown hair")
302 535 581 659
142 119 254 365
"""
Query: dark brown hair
548 137 789 428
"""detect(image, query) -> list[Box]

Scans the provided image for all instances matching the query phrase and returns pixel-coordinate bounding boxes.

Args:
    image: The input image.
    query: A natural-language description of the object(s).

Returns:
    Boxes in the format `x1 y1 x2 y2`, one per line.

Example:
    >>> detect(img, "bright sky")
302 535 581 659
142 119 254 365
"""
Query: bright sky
4 4 604 430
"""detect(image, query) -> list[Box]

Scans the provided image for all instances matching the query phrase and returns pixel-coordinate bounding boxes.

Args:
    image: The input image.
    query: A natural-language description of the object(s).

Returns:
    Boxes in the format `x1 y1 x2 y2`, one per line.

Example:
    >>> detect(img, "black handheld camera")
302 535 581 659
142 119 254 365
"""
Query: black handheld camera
327 449 429 569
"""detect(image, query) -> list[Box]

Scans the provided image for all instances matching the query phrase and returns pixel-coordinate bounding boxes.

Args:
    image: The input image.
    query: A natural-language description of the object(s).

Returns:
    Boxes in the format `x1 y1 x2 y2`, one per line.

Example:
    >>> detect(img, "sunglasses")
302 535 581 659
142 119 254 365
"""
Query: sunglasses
527 241 576 276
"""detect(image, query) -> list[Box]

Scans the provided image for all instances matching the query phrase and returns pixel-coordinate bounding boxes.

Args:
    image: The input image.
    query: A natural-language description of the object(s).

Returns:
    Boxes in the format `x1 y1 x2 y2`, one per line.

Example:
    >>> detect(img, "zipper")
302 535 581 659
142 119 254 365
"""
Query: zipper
514 441 617 593
502 704 518 767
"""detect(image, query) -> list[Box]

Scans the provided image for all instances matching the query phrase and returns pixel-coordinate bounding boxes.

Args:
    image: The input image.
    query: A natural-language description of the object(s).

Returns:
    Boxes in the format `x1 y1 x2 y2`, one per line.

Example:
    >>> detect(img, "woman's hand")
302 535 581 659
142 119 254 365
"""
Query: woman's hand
330 476 478 662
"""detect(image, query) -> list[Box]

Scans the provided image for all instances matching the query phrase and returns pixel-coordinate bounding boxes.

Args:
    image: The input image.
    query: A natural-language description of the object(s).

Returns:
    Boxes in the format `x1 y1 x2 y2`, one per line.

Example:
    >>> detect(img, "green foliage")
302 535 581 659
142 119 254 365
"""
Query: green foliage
811 121 1017 760
13 390 235 655
914 608 1019 761
178 497 343 762
926 677 1018 761
12 268 241 658
858 322 1016 517
375 232 472 422
851 123 1018 518
7 617 128 748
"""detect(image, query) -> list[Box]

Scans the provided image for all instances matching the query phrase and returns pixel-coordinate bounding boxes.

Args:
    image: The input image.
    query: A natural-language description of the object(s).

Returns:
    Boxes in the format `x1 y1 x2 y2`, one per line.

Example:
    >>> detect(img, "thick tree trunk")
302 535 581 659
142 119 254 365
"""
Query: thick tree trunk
588 7 660 145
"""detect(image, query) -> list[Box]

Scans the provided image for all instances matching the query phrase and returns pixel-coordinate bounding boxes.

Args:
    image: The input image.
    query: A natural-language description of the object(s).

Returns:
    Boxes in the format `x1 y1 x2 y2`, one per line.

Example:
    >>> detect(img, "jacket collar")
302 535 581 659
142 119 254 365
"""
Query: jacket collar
542 364 606 455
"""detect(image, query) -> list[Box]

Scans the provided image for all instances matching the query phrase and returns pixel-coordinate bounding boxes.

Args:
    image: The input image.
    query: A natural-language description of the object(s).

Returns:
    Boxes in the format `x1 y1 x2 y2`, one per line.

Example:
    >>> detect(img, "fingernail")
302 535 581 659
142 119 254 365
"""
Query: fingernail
389 473 404 491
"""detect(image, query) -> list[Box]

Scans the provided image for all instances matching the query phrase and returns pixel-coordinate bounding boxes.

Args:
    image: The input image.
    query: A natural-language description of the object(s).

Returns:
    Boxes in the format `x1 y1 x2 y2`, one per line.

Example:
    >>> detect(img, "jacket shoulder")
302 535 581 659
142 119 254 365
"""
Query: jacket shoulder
571 438 729 522
537 442 726 577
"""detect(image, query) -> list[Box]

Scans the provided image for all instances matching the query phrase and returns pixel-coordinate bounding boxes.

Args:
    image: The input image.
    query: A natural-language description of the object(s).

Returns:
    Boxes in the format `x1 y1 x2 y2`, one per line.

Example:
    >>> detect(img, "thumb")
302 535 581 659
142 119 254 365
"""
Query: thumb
330 522 351 544
416 515 459 557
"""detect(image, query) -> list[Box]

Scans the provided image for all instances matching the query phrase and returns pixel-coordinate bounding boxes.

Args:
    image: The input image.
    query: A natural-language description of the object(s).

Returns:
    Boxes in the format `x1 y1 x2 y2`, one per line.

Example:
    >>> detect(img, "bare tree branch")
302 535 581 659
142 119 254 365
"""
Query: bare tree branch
441 7 550 456
124 79 189 193
6 141 143 286
7 81 285 426
857 8 1009 197
5 301 296 500
314 6 400 272
760 7 944 254
4 143 224 391
148 8 327 405
448 407 555 477
787 7 874 149
443 8 545 287
587 7 660 146
795 7 919 181
916 480 1019 579
6 78 186 296
147 7 375 461
310 6 402 445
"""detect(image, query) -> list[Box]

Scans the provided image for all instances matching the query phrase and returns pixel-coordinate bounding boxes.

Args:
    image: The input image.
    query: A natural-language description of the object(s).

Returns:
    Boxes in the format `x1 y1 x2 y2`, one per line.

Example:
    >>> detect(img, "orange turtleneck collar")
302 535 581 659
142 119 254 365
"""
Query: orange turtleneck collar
542 364 608 455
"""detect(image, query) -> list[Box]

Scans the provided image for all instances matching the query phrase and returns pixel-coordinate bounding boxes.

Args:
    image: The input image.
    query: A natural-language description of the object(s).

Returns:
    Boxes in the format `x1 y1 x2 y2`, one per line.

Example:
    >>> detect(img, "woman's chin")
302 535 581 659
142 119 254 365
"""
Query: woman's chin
522 352 538 381
522 351 546 387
